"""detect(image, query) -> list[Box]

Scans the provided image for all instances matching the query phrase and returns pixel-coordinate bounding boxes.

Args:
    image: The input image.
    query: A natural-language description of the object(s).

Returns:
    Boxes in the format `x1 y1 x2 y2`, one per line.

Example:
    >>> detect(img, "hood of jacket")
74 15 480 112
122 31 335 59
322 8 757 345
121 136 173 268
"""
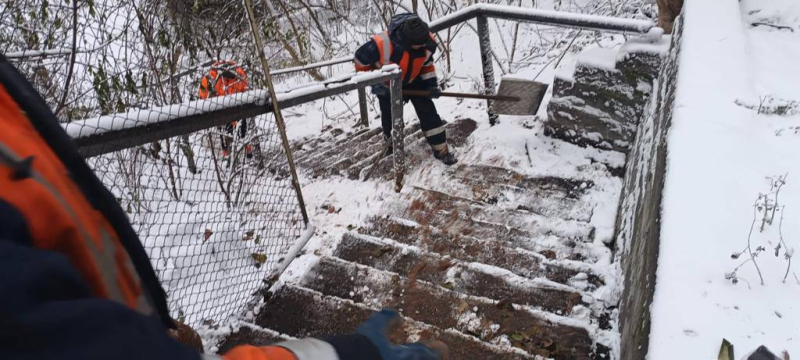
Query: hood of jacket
388 13 437 53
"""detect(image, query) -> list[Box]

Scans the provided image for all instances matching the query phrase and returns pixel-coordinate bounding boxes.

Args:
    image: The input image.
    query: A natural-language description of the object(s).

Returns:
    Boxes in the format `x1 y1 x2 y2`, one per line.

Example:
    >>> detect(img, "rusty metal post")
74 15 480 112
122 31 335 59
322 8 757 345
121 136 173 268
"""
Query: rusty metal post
357 87 369 127
390 75 404 193
476 15 499 126
242 0 309 225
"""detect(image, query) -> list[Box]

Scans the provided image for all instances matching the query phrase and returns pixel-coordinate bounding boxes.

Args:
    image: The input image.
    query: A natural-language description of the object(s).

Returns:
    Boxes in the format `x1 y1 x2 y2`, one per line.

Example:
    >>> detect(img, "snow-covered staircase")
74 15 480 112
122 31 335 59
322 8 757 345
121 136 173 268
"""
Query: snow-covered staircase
220 119 622 359
289 118 477 181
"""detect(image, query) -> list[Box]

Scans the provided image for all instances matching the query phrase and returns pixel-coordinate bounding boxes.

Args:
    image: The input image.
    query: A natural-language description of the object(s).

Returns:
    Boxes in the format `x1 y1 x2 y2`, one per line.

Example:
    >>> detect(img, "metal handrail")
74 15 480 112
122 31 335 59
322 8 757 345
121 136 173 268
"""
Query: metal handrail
69 69 402 158
268 4 655 78
430 3 655 33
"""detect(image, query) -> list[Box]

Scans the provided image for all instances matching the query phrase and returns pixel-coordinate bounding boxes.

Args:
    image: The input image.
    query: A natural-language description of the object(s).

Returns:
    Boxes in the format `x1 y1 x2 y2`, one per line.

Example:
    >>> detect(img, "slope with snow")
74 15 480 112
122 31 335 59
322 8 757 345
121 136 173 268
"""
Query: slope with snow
648 0 800 358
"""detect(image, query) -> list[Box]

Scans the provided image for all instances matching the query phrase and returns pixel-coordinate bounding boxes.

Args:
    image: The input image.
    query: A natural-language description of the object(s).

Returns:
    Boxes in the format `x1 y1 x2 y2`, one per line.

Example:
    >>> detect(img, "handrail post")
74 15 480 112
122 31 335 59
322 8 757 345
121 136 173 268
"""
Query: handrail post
357 87 369 127
390 74 404 193
476 14 499 126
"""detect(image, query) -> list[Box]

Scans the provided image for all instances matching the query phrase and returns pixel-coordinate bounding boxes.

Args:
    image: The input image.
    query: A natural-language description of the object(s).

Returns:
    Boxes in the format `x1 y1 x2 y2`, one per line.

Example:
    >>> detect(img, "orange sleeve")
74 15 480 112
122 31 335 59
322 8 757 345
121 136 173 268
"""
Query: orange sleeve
222 345 297 360
354 59 373 72
199 76 210 99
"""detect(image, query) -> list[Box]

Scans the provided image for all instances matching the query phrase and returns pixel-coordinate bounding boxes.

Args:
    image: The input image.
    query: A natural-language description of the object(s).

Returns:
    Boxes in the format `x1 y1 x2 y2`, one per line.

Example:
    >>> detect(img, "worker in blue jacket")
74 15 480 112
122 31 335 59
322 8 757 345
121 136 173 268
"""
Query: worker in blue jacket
354 14 457 165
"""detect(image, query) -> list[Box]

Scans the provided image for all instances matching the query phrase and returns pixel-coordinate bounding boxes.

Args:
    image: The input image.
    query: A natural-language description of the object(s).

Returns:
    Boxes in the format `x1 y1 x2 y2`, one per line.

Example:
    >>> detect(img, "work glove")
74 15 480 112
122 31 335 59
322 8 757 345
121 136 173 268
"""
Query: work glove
426 87 442 99
357 309 447 360
371 84 389 97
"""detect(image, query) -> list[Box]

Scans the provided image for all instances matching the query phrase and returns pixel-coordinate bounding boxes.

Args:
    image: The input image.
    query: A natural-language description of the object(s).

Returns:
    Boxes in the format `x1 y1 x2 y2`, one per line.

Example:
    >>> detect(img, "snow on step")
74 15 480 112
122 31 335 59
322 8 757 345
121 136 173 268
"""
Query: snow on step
292 127 371 163
344 118 480 181
333 234 589 314
405 163 596 222
356 218 602 286
255 284 536 360
295 126 387 168
409 211 600 263
298 257 596 359
303 129 391 177
387 187 597 242
390 204 601 263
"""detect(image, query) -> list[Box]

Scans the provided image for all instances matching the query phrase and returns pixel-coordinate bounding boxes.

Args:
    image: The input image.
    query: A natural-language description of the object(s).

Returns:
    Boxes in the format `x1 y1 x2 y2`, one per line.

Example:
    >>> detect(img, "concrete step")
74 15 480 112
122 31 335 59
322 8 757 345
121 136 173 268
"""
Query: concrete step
324 245 590 313
385 199 601 263
355 218 602 287
298 257 596 359
291 128 352 162
357 119 479 182
399 210 601 263
301 123 419 179
304 128 392 178
254 284 537 359
406 163 596 222
388 187 597 243
294 127 381 166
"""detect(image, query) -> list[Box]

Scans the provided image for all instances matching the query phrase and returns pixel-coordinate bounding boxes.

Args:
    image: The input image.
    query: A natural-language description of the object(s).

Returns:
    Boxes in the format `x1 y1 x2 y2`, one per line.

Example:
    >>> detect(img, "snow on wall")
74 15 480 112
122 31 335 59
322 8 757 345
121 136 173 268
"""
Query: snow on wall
614 15 681 360
648 0 800 357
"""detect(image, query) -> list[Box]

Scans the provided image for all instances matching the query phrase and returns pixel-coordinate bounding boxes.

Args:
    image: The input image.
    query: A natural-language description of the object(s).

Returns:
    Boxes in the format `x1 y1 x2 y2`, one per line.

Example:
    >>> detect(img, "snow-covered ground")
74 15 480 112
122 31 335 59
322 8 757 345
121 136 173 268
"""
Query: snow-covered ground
649 0 800 358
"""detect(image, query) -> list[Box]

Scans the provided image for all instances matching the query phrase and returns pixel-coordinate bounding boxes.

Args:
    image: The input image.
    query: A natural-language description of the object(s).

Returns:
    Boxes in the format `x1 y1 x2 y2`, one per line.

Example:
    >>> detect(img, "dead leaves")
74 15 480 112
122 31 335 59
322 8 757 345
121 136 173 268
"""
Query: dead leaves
251 253 268 264
203 229 213 242
506 326 556 357
320 204 341 214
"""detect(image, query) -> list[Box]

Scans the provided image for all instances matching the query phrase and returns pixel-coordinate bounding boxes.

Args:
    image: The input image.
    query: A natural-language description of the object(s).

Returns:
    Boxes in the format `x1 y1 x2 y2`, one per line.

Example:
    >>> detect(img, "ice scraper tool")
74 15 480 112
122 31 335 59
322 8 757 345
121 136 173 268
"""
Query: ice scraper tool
403 78 548 116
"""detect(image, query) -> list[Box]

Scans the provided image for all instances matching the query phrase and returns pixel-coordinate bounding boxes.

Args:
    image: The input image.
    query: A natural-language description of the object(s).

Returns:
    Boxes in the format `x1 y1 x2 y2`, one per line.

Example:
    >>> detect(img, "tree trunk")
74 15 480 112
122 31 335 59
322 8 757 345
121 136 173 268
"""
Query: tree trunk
657 0 684 33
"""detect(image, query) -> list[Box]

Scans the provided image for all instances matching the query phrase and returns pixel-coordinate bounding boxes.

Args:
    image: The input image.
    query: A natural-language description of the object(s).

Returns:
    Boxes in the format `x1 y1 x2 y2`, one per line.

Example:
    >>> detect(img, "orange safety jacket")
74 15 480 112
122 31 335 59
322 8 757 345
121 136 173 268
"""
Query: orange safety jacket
354 15 438 88
0 56 378 360
199 60 249 100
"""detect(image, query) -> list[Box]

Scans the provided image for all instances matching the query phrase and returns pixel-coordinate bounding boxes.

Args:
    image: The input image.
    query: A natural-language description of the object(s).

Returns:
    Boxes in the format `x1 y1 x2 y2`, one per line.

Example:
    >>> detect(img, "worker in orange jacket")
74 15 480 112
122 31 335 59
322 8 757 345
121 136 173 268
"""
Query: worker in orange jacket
354 14 457 166
0 54 447 360
199 60 251 158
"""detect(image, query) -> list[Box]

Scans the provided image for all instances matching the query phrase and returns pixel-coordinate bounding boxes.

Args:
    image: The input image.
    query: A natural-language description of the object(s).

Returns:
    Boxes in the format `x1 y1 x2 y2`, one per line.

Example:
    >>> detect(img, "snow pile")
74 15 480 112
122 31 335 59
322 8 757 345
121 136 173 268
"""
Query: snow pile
649 0 800 357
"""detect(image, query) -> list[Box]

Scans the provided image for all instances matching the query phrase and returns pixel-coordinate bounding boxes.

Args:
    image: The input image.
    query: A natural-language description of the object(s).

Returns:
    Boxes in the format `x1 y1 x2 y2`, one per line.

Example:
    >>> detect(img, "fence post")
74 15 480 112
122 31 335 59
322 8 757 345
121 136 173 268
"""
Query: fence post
390 74 404 193
476 15 498 126
242 0 310 225
357 87 369 127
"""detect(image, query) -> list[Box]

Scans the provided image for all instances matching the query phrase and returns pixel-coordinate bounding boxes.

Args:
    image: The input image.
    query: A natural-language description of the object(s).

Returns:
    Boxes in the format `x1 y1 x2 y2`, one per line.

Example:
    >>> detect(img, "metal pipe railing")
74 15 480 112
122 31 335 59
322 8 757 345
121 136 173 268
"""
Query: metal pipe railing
69 70 402 158
430 3 655 33
266 4 655 79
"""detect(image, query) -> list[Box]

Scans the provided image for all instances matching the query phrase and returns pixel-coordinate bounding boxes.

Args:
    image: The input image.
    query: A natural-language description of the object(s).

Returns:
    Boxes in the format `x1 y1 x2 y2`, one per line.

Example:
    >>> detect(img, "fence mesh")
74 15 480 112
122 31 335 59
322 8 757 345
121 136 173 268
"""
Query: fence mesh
2 0 307 328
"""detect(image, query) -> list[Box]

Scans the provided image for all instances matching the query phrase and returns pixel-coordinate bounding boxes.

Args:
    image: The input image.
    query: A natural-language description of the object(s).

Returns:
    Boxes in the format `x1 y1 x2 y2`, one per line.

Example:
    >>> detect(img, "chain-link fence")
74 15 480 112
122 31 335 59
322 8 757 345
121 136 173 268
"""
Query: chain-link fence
78 112 305 328
2 0 312 328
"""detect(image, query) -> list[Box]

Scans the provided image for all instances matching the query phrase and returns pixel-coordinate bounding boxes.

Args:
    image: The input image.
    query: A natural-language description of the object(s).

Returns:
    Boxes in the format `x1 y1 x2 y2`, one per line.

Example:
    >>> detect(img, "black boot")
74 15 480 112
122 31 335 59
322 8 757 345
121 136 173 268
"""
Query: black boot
434 148 458 166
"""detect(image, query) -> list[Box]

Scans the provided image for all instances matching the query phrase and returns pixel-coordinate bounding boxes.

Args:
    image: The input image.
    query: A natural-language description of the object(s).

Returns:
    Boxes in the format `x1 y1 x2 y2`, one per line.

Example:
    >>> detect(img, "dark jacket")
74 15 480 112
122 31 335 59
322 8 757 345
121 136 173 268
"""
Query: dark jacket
354 13 438 88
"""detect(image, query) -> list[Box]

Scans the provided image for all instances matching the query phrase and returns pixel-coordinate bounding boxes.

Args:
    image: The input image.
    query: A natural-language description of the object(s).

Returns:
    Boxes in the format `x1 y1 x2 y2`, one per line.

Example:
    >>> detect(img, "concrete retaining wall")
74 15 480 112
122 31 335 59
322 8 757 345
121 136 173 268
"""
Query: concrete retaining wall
545 38 666 154
614 16 683 360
